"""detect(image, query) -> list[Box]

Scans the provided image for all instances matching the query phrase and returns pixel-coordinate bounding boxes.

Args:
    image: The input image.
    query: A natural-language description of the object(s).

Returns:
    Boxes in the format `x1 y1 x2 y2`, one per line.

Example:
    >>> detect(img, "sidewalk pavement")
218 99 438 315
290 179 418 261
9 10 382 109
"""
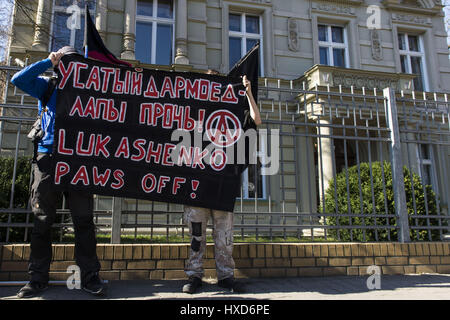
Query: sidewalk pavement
0 274 449 300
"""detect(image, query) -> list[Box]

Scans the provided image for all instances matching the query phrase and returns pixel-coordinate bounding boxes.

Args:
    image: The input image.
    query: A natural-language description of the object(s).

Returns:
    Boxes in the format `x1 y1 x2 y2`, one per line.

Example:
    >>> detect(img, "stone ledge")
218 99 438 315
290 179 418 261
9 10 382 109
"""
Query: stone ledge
1 242 449 281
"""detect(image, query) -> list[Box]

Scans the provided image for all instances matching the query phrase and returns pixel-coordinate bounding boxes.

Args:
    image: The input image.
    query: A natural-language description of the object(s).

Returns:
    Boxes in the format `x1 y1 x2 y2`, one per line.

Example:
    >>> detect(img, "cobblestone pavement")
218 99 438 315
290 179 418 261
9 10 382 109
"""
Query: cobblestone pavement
0 274 449 300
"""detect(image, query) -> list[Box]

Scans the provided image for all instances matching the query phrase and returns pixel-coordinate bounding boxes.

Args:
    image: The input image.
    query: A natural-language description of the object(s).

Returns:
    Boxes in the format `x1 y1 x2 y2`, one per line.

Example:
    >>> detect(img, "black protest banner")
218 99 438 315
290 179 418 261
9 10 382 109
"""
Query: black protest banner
52 54 250 212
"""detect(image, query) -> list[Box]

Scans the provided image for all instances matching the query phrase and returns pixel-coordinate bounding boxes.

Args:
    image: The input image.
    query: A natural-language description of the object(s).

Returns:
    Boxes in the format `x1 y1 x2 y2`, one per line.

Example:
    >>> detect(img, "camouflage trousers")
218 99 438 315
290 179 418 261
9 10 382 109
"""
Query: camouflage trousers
184 206 234 280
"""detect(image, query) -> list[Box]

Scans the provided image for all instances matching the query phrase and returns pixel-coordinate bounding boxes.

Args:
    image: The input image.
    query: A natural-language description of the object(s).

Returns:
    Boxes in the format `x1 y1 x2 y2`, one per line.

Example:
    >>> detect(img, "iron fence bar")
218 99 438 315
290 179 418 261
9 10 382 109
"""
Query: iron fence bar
400 139 450 146
354 87 366 241
376 87 391 241
339 85 354 241
384 87 410 242
273 130 391 143
263 119 391 134
0 103 40 109
111 197 122 244
2 62 449 243
259 82 384 99
119 223 402 230
402 91 425 241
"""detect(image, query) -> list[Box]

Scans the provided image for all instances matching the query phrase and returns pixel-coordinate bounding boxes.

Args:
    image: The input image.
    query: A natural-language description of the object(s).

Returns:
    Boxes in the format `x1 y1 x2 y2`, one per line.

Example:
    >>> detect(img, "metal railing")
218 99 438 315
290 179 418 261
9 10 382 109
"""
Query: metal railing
0 59 449 243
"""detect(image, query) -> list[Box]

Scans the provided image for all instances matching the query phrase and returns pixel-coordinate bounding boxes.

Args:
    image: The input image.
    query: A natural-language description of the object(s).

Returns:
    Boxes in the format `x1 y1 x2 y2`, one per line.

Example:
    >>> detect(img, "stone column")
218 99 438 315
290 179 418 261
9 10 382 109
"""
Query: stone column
262 8 274 77
31 0 51 51
174 0 189 65
96 0 108 40
297 127 317 214
316 118 334 205
121 0 137 60
402 124 420 176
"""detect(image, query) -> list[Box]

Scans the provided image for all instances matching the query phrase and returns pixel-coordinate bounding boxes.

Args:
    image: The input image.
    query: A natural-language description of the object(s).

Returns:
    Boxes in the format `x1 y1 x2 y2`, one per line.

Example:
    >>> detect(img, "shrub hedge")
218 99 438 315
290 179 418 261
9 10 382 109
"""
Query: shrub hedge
324 161 445 241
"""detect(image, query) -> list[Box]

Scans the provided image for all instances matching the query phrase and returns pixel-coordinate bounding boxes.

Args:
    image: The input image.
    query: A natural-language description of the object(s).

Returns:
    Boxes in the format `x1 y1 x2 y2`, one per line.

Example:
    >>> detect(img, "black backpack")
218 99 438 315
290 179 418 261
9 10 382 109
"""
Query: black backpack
28 77 58 162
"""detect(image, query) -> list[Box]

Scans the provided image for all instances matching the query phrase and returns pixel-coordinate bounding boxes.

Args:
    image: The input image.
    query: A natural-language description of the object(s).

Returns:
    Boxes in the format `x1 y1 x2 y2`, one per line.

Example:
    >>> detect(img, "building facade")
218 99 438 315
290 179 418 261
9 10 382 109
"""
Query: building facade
8 0 450 89
1 0 449 240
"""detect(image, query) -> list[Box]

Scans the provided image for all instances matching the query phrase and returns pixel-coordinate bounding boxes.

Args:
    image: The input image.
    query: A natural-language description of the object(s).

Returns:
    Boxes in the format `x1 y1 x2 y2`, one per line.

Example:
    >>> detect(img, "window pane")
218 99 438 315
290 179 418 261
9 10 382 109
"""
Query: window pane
246 38 258 52
411 56 424 91
331 26 344 43
229 37 242 69
333 48 345 67
422 164 432 186
135 22 152 64
420 145 430 160
229 14 241 32
410 56 422 75
157 0 173 18
400 55 408 73
55 0 95 11
155 24 173 65
398 33 406 50
137 0 153 16
55 0 74 6
52 12 71 52
408 35 419 52
318 25 327 42
413 77 424 91
246 15 259 34
319 47 328 65
246 38 260 76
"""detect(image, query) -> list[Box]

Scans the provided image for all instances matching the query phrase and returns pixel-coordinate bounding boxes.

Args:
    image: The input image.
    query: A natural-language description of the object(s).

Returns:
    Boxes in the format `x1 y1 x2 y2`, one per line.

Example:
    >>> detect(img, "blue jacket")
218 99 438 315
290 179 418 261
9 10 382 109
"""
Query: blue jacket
11 58 56 154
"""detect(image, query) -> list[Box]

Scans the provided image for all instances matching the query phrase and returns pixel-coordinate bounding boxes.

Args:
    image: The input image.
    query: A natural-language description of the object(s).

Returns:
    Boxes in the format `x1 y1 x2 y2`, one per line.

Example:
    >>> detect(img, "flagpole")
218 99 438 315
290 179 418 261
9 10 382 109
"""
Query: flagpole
84 3 88 58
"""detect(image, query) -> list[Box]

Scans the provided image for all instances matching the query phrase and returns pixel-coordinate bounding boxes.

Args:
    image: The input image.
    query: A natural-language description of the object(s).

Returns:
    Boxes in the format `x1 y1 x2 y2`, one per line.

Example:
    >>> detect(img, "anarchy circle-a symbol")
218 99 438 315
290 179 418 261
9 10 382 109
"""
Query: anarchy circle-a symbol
205 109 242 147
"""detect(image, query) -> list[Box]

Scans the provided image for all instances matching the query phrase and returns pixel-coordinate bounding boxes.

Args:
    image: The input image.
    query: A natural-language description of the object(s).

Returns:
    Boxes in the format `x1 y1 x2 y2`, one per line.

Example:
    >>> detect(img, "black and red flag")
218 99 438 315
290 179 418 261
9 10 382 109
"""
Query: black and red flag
227 41 259 104
227 42 260 174
83 5 131 67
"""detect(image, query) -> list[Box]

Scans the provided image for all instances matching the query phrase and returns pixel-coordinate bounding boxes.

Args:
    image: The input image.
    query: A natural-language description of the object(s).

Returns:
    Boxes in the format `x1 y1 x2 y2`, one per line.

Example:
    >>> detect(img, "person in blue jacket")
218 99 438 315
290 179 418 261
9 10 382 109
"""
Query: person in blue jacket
11 46 104 298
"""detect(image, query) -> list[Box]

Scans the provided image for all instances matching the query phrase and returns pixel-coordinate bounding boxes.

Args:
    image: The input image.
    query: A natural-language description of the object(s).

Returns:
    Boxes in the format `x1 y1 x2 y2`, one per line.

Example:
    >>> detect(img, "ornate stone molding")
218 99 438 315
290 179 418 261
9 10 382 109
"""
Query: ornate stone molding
287 18 299 52
332 73 400 90
370 30 383 61
122 33 136 60
311 2 356 16
175 39 189 65
391 13 432 25
244 0 272 3
299 65 416 92
382 0 442 15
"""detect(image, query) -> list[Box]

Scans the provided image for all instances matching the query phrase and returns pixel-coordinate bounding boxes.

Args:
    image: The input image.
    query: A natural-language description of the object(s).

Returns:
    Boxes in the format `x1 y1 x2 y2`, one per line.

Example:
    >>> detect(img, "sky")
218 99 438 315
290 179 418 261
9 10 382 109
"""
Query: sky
0 0 449 62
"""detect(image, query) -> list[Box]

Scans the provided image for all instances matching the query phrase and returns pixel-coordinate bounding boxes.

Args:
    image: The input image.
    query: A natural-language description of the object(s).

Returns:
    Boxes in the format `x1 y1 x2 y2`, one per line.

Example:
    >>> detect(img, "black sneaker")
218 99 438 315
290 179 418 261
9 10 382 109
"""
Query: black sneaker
182 277 202 294
217 277 245 293
17 281 48 298
81 273 106 296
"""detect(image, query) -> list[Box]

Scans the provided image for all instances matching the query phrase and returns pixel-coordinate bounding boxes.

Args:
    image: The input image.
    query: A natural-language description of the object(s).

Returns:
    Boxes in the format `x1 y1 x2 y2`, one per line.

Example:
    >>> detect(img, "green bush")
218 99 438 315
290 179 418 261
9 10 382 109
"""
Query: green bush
0 156 68 242
324 161 444 241
0 156 32 242
0 156 32 209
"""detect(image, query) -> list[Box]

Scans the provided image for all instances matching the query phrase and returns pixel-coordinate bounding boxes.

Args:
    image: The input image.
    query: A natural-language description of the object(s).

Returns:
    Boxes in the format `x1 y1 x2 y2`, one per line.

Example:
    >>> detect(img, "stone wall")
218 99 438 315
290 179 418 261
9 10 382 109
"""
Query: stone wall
1 242 449 281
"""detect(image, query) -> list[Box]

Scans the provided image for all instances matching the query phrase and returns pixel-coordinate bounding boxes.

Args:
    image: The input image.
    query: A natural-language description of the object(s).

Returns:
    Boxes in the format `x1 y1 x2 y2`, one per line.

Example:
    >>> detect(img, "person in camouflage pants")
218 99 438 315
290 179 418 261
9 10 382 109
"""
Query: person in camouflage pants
182 72 261 294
